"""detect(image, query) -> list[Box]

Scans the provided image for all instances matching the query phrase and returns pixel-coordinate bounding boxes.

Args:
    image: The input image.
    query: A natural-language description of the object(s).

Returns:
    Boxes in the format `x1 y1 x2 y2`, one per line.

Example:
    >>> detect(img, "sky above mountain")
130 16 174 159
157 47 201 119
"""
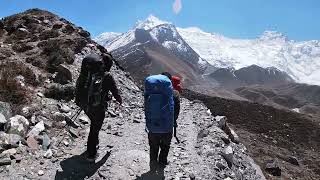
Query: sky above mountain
0 0 319 41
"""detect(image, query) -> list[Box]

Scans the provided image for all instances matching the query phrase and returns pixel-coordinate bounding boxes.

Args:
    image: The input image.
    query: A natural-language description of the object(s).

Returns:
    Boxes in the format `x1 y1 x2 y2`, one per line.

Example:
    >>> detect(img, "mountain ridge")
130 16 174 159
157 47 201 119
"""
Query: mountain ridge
95 15 320 85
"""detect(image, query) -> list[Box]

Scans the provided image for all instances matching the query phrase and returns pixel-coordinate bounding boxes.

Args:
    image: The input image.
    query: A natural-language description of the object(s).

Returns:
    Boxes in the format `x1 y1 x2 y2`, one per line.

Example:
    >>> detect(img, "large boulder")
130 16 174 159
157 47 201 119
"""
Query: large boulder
5 115 30 137
44 83 75 101
265 160 281 176
0 132 24 149
13 28 30 39
27 121 45 138
0 101 12 119
54 64 72 85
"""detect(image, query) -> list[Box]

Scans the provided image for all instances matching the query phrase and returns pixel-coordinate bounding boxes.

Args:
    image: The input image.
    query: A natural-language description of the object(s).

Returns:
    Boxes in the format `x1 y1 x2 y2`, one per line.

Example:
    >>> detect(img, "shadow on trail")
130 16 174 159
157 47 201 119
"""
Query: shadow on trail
54 151 111 180
136 166 165 180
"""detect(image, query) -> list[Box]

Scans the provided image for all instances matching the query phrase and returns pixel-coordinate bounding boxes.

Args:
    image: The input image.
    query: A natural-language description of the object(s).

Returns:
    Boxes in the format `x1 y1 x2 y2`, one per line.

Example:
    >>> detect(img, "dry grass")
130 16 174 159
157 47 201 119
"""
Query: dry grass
0 61 35 105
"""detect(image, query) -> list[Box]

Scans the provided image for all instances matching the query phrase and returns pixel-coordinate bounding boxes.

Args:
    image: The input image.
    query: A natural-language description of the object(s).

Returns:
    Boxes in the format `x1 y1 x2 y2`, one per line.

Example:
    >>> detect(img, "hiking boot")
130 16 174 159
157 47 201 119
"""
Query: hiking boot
158 159 169 167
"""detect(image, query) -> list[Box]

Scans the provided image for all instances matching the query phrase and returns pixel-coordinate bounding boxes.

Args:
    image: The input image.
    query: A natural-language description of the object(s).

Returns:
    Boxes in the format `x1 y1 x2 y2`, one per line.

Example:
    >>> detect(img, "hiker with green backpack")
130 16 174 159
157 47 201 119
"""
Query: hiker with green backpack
75 53 122 162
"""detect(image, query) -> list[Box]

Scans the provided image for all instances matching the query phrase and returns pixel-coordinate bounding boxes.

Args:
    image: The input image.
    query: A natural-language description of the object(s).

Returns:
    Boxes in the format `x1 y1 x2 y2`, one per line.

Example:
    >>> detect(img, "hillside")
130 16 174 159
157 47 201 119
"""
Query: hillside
0 9 265 180
183 89 320 179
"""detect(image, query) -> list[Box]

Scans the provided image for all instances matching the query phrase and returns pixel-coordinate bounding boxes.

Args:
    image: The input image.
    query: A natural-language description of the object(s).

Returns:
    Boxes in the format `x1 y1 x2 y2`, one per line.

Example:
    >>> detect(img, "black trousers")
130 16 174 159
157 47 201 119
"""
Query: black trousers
86 107 105 157
148 132 172 165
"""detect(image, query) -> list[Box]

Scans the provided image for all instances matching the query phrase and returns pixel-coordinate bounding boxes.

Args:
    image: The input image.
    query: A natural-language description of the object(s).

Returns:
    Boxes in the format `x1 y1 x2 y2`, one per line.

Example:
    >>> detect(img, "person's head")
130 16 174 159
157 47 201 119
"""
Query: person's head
161 72 172 80
102 53 114 72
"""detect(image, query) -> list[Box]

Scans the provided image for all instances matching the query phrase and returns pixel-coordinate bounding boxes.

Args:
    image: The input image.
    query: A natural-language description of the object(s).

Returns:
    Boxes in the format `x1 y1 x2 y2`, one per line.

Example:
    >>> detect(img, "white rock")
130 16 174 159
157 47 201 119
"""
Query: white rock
0 113 7 126
59 104 71 113
1 148 17 156
38 170 44 176
78 115 89 124
6 115 30 137
206 109 212 115
63 140 69 146
222 146 234 167
37 92 44 98
27 121 45 138
21 106 31 118
215 116 227 129
44 149 53 159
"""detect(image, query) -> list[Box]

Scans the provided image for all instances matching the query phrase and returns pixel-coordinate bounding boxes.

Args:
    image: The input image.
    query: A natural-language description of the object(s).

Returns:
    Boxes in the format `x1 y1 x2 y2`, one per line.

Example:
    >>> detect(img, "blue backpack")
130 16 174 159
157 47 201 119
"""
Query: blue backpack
144 75 174 133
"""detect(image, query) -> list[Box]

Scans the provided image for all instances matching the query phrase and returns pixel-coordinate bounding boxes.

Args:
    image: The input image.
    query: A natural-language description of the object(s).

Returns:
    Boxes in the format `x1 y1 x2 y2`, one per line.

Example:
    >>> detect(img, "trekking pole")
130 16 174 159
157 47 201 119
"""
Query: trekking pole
56 108 82 146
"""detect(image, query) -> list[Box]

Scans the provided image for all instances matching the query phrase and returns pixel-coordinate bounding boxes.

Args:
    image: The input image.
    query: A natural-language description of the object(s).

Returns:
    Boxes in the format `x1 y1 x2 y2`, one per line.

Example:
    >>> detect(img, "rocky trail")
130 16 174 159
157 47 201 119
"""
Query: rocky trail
0 97 265 180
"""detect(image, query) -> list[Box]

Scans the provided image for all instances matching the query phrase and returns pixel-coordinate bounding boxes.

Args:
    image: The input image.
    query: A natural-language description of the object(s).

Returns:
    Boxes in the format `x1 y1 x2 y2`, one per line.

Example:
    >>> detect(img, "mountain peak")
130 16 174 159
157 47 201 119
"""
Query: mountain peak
135 15 170 30
260 30 288 41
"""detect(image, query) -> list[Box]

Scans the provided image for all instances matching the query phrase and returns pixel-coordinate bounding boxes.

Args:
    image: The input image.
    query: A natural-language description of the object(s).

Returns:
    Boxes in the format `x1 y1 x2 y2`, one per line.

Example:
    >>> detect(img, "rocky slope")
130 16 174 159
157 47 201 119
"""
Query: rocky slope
0 9 265 180
183 89 320 179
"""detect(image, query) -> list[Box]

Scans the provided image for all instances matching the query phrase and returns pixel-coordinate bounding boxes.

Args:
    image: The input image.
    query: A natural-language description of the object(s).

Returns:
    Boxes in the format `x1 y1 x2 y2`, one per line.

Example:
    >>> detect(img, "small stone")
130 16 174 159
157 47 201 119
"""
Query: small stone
107 110 117 117
216 162 227 170
41 133 51 150
52 112 66 122
206 109 212 116
133 119 140 123
44 149 53 159
197 129 209 139
30 115 36 125
229 128 240 144
37 92 44 98
58 104 71 113
221 146 233 168
38 170 44 176
215 116 227 129
63 140 69 146
11 154 22 163
287 156 299 166
189 173 196 180
78 115 89 124
266 160 281 176
221 137 230 144
1 148 17 156
21 106 32 119
106 145 114 148
51 158 58 163
27 136 39 150
0 158 11 166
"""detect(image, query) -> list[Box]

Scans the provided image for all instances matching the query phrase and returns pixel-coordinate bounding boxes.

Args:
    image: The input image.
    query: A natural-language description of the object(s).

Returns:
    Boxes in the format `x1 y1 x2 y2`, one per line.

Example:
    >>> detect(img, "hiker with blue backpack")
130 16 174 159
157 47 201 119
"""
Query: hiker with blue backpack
144 72 181 170
75 53 122 162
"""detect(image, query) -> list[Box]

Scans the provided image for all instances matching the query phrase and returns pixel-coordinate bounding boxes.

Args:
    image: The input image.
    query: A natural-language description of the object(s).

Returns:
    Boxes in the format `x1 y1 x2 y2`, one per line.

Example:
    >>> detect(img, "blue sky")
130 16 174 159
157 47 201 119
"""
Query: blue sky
0 0 319 41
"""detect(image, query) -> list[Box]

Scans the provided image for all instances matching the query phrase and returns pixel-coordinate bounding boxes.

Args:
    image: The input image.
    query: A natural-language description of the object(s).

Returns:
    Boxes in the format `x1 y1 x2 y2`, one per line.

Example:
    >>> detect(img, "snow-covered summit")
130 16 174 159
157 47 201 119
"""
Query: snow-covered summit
135 15 171 30
96 16 320 85
94 32 122 46
177 27 320 85
259 31 288 41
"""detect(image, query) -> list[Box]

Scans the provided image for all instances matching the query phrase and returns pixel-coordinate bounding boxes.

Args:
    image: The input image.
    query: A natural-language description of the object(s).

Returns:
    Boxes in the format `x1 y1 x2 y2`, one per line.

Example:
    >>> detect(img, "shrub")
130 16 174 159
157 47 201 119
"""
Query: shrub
0 61 35 105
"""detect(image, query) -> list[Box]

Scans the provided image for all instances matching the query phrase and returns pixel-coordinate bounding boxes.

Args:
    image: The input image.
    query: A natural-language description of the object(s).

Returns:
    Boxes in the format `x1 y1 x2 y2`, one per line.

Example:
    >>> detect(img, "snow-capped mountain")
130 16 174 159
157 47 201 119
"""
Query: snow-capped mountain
95 15 320 86
93 32 121 47
177 27 320 85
